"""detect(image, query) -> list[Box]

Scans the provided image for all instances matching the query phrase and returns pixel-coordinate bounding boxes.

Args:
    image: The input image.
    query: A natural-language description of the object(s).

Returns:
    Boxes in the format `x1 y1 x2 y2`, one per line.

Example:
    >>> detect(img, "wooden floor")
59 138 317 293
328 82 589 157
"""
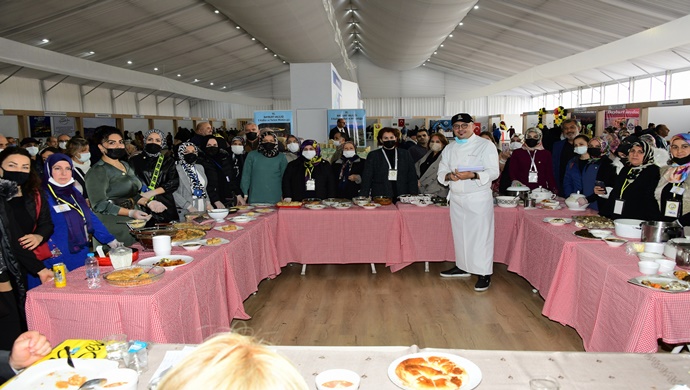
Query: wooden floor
236 262 585 351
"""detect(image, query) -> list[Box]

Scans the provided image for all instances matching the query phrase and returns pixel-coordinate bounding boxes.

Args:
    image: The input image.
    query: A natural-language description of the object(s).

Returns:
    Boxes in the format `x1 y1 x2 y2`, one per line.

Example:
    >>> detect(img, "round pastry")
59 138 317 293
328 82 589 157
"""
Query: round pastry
395 356 467 389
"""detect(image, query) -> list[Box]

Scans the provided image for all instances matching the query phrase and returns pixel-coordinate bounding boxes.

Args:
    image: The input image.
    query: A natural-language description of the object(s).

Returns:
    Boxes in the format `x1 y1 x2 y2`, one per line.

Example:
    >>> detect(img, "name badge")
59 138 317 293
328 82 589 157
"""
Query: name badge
53 204 70 213
528 171 538 183
306 179 316 191
613 199 625 215
665 200 680 218
671 186 685 196
388 170 398 181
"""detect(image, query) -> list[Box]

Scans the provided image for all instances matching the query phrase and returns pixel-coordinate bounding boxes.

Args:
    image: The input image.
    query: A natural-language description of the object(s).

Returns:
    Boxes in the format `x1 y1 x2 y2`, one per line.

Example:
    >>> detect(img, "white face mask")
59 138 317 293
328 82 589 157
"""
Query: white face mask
26 146 38 156
333 140 341 147
287 143 300 153
77 152 91 163
342 150 356 158
574 146 588 155
430 143 443 152
231 145 244 155
48 177 75 188
509 142 523 150
302 150 317 160
58 141 67 149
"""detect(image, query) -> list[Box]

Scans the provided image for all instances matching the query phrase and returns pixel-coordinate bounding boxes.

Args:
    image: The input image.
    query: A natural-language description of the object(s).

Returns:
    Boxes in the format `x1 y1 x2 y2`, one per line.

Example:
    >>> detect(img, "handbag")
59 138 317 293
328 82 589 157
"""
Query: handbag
32 192 52 261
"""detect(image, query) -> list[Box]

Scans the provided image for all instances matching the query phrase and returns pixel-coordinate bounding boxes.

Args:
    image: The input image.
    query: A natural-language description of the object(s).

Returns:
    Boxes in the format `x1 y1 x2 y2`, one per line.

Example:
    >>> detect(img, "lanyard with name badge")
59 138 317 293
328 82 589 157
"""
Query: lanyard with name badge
614 170 634 215
527 150 538 183
382 148 398 181
305 165 316 191
48 184 88 242
665 182 685 218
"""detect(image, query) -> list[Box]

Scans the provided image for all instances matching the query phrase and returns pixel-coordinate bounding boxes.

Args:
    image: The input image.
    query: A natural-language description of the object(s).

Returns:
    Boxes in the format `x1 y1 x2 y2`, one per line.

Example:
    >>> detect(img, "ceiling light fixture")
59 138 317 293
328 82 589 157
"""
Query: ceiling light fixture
264 47 268 50
41 38 50 43
282 61 286 64
434 51 437 54
458 22 463 26
153 67 158 71
177 74 182 77
222 86 227 89
251 37 256 41
193 78 199 82
88 51 95 55
474 5 479 9
214 10 219 14
126 60 133 65
440 44 444 47
273 54 277 57
422 63 426 66
449 34 453 37
210 82 214 86
236 26 240 29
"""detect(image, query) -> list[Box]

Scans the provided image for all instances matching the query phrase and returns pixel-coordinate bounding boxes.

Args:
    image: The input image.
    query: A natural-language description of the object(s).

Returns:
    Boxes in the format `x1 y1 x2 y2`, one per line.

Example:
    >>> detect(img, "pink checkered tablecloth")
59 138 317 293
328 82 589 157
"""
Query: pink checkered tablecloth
543 242 690 352
25 214 281 345
274 205 402 266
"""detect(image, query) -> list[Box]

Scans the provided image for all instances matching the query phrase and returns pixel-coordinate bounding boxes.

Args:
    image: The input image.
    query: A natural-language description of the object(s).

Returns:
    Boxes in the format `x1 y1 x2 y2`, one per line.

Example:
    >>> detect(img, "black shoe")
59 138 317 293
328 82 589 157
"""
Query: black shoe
440 266 470 278
474 275 491 291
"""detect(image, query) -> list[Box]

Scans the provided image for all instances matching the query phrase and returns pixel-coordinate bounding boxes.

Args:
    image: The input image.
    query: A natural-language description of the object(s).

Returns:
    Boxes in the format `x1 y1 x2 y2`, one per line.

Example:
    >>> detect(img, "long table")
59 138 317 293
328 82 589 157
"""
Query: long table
25 202 690 353
139 343 690 389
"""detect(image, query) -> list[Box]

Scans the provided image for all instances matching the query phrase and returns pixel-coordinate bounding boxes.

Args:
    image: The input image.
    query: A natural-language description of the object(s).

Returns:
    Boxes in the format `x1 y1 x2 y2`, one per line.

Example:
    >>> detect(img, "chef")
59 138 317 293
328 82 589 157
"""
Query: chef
437 113 500 291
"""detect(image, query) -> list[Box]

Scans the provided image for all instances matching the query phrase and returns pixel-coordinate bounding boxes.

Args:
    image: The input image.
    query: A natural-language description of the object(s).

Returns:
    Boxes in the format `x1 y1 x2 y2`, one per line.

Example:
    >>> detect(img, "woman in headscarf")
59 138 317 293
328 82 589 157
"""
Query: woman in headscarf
639 133 669 169
603 139 661 220
283 134 301 163
85 126 149 246
332 140 366 199
173 142 212 220
656 134 690 225
229 136 247 206
240 130 287 204
282 139 335 201
128 129 180 226
199 135 242 208
29 153 118 289
508 127 558 194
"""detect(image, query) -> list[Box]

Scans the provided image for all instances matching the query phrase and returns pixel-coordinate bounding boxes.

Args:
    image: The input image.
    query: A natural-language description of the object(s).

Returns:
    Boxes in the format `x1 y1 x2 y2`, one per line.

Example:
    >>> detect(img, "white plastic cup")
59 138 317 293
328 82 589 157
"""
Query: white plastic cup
152 235 172 256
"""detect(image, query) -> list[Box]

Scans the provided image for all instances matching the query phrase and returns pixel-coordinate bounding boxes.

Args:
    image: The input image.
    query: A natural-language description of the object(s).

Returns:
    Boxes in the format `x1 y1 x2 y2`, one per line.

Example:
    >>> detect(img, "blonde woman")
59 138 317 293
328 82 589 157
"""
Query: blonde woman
157 333 308 390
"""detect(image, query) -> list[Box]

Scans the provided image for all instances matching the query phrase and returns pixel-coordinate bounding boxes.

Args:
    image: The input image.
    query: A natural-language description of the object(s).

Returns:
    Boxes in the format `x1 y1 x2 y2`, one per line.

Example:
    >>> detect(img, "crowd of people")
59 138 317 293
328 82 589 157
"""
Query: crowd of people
0 114 684 385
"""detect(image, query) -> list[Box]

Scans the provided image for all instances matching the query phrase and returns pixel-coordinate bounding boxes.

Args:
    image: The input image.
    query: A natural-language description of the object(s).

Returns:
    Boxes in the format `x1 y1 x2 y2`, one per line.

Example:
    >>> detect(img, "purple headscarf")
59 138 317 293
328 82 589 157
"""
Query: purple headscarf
43 153 94 254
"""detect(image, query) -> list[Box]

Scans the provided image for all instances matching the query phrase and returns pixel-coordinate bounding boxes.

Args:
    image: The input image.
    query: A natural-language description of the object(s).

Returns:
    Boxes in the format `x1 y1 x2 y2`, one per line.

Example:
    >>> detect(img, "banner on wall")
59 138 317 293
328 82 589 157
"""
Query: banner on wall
429 119 453 138
52 117 76 137
605 108 640 131
29 116 52 138
327 109 366 147
253 111 292 138
571 110 597 137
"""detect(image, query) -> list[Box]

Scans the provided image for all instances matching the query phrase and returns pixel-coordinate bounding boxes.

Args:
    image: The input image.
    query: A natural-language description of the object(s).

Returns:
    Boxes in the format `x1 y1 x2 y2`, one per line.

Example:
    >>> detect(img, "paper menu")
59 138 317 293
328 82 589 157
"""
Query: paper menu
456 165 484 172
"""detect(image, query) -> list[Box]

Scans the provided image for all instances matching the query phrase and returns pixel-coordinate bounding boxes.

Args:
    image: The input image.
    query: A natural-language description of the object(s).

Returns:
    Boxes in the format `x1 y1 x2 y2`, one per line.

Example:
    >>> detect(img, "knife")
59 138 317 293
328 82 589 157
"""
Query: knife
64 345 75 368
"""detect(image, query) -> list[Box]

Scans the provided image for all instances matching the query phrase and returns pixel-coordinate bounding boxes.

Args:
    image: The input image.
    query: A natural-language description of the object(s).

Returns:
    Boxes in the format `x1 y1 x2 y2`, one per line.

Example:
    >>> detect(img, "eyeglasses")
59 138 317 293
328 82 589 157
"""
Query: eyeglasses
452 123 470 129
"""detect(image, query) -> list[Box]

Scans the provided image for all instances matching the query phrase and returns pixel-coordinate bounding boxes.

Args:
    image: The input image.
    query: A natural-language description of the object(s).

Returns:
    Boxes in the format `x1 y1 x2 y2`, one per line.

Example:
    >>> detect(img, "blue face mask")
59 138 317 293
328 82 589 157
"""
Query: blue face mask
455 137 468 144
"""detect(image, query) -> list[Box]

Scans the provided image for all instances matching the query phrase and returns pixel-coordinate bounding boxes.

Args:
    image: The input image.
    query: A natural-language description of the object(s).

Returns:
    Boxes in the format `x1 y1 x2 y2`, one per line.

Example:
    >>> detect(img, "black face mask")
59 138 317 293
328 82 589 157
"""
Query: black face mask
105 148 127 160
525 139 539 148
183 154 198 164
587 147 602 158
246 132 258 141
382 140 396 149
2 171 29 186
144 143 162 155
261 142 276 151
673 155 690 165
205 147 219 157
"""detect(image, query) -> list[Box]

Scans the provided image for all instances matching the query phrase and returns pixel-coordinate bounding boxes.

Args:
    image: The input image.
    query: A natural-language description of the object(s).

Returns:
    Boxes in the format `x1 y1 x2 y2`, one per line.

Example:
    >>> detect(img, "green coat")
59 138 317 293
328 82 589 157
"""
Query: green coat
85 159 143 246
240 151 287 204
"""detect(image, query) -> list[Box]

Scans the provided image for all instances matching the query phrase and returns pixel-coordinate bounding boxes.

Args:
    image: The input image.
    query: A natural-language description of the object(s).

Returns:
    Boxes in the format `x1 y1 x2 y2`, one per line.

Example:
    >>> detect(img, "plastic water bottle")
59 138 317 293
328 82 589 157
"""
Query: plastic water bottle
85 252 101 289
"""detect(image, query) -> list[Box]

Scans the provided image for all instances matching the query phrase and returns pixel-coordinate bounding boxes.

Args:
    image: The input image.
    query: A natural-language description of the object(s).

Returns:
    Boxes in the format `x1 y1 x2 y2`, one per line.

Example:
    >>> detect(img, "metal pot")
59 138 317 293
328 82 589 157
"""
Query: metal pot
505 186 530 203
676 245 690 270
641 220 684 243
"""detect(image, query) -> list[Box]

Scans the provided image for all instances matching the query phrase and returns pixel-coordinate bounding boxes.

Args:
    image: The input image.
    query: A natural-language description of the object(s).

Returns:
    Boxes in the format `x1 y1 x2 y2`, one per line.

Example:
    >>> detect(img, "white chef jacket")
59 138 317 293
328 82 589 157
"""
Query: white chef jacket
437 134 500 275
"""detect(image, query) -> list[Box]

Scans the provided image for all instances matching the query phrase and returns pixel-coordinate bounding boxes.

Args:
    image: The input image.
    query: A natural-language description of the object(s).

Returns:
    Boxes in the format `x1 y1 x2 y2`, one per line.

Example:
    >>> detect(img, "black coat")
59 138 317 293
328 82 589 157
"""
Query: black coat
360 148 419 198
128 152 180 225
229 153 246 196
601 164 662 220
332 156 366 199
282 157 336 201
200 150 242 205
0 180 27 341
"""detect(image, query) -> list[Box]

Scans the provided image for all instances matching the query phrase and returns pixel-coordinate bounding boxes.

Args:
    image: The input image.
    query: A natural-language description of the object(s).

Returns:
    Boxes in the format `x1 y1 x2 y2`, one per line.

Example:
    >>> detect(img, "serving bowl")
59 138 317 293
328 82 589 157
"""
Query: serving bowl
131 227 177 250
230 215 254 223
352 196 370 206
603 237 627 247
315 369 360 390
588 229 612 239
181 242 202 251
638 261 660 275
655 259 676 274
207 208 229 222
373 196 392 206
495 196 519 208
125 219 146 229
95 247 140 266
614 219 644 239
643 242 665 255
638 252 663 261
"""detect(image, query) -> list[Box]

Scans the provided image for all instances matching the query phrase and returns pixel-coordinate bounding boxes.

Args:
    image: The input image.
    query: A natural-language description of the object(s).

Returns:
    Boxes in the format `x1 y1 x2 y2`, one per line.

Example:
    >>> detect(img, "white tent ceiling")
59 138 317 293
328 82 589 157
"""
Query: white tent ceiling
0 0 689 103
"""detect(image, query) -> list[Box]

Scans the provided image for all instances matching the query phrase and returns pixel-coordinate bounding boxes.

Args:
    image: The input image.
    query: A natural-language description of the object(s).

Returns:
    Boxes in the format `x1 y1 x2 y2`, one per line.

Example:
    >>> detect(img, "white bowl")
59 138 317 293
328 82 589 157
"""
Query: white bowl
643 242 665 255
614 219 644 239
495 196 518 208
603 237 627 247
638 260 660 275
638 252 663 261
655 259 676 274
207 208 229 221
315 369 360 390
181 243 202 251
589 229 612 239
230 216 253 223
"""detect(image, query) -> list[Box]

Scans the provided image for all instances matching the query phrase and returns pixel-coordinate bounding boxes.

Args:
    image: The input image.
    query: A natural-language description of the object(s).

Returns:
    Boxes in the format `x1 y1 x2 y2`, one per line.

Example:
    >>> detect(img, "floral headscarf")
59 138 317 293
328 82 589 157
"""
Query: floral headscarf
257 130 280 158
625 140 654 183
607 132 620 154
177 142 206 198
664 134 690 183
231 136 245 146
301 139 323 184
337 141 359 190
